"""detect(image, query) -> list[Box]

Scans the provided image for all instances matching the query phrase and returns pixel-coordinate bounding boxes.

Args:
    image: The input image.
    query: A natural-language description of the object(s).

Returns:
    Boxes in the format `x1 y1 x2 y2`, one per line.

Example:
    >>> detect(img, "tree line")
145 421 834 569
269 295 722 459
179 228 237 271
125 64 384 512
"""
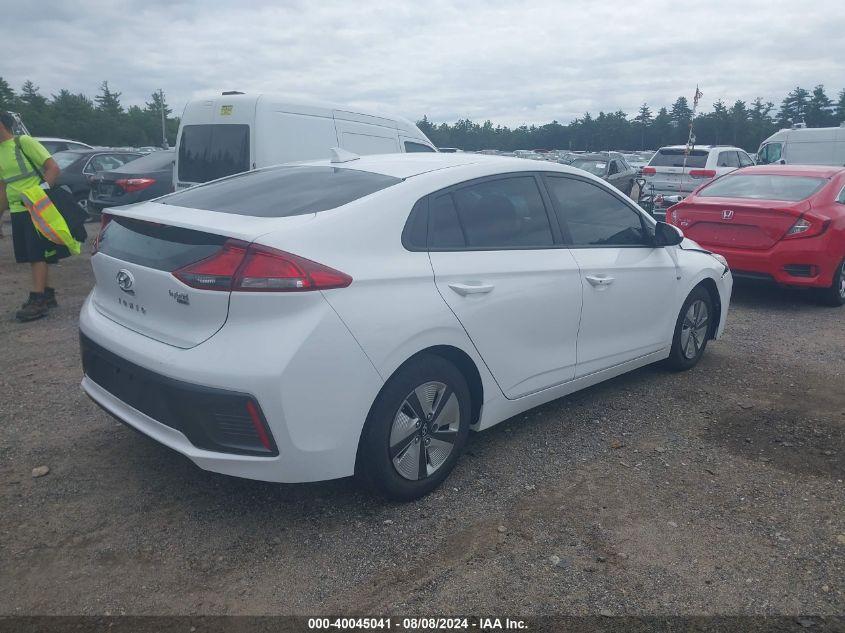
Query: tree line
417 85 845 152
0 78 179 147
2 77 844 153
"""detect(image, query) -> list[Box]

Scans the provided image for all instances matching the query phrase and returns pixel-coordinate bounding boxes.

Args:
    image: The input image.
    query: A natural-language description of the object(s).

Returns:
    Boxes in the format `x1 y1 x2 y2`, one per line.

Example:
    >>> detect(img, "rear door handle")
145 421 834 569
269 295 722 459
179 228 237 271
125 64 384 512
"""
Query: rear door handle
448 282 495 296
585 275 615 287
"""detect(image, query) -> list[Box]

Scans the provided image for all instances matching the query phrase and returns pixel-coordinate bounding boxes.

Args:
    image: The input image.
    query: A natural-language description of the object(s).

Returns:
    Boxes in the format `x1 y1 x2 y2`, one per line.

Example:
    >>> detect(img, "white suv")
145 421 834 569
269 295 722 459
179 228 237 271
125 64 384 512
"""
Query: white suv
641 145 755 218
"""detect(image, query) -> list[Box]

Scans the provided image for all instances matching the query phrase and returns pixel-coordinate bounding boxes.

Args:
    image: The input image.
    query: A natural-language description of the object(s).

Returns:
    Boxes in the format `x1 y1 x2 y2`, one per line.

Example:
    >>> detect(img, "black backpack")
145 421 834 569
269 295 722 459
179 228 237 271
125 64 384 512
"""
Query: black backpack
14 136 88 244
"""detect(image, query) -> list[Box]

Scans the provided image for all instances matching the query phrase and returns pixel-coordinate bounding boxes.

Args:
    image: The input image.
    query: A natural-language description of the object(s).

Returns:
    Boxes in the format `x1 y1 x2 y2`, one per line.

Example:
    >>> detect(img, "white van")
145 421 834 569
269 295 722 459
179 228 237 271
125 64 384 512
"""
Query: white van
174 93 437 189
757 125 845 166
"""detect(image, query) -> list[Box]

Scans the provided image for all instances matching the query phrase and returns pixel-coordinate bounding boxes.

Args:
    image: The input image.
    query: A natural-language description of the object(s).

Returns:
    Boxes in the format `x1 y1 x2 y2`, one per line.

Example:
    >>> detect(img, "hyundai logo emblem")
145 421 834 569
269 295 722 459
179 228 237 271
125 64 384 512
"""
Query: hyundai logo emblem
722 209 734 220
116 269 135 294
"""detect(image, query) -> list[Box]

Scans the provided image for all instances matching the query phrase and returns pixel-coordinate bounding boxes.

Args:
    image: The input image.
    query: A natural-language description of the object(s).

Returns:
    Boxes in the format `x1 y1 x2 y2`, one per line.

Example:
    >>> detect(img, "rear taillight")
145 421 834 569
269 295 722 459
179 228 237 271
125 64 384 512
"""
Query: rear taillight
116 178 156 193
174 240 248 290
91 214 112 254
642 166 656 175
173 241 353 292
783 215 830 240
689 169 717 178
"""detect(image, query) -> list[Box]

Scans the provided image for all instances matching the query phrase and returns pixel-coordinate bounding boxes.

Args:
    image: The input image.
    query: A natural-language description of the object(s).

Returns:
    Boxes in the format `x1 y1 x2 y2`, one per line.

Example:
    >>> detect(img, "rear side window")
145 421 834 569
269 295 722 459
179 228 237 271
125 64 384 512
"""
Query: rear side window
545 176 648 246
717 151 739 168
699 174 826 201
404 141 436 153
178 124 250 183
160 166 401 217
649 148 709 168
430 176 554 249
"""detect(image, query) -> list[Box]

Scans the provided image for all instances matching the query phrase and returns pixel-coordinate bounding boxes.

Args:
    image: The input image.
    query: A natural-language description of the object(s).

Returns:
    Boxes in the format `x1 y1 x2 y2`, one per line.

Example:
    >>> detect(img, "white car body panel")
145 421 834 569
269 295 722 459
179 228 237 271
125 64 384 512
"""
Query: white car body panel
81 154 733 483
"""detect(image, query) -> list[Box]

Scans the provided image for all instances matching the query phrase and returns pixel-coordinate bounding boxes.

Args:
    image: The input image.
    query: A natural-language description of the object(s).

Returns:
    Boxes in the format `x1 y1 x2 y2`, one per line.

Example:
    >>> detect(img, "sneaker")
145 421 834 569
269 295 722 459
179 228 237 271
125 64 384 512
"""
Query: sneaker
16 292 48 322
44 287 58 308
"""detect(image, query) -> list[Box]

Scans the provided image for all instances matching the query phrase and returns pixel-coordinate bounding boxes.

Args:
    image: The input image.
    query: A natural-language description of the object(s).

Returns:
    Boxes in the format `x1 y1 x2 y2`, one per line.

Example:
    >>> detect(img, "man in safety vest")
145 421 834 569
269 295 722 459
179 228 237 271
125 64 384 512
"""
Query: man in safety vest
0 111 67 321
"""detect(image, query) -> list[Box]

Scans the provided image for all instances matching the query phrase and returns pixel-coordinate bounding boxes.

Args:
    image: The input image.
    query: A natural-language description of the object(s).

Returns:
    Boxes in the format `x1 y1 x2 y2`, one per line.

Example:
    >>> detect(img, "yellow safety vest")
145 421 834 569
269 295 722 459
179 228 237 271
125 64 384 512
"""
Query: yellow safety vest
18 184 82 256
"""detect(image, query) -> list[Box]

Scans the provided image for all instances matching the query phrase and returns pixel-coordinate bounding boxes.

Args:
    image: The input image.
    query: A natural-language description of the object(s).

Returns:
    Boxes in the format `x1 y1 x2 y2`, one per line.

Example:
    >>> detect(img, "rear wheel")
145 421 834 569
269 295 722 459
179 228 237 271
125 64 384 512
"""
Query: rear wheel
356 355 471 501
665 286 713 371
818 258 845 307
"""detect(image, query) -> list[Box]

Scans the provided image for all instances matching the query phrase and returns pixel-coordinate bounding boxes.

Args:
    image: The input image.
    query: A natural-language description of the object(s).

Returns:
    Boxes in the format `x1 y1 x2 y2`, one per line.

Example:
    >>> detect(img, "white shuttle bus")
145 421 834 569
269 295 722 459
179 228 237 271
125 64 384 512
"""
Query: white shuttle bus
174 92 437 189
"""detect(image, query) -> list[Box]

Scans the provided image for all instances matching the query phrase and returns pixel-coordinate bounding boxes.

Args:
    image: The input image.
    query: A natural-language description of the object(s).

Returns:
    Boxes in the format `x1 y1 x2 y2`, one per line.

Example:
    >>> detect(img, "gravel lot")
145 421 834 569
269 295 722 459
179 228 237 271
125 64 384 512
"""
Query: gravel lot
0 236 843 617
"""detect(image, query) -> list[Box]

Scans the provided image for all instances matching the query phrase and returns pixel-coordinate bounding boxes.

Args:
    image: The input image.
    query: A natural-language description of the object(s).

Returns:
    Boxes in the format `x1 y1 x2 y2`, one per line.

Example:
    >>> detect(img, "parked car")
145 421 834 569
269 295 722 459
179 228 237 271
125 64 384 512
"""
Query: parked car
757 125 845 166
641 145 755 219
52 149 143 212
79 152 732 500
88 148 175 217
36 137 94 154
175 92 436 189
569 152 637 194
667 165 845 305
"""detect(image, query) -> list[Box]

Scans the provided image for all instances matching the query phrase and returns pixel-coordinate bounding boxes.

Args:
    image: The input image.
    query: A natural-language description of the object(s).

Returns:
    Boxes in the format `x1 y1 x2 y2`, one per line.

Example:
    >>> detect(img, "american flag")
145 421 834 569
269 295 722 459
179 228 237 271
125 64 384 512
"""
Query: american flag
693 86 703 109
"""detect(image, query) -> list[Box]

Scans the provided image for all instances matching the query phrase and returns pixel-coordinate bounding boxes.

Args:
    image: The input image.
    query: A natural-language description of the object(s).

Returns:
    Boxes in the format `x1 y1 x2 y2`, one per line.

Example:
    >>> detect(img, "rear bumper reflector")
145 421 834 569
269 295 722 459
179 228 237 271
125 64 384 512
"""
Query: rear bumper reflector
80 333 278 456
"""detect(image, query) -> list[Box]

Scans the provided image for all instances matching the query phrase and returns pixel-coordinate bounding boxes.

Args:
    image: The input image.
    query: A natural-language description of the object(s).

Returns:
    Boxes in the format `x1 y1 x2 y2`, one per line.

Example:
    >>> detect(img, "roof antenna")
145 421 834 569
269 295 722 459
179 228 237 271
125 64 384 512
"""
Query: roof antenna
330 147 360 163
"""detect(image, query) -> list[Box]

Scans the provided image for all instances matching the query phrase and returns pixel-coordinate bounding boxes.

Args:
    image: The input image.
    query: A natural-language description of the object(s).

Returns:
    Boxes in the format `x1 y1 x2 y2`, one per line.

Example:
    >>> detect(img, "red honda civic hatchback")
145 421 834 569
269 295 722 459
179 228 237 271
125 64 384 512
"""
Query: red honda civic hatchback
667 165 845 306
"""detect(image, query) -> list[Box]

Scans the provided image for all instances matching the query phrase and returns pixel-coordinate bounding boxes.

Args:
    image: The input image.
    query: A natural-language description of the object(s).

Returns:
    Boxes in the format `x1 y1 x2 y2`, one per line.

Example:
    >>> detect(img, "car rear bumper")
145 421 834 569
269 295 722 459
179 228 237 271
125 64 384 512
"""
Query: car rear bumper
78 292 384 482
700 236 840 289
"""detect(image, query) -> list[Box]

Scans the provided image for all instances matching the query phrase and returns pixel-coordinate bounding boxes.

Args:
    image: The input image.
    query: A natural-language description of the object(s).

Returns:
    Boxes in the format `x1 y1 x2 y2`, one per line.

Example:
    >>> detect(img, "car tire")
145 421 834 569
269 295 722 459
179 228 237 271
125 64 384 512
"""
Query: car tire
665 285 714 371
356 354 471 501
818 258 845 307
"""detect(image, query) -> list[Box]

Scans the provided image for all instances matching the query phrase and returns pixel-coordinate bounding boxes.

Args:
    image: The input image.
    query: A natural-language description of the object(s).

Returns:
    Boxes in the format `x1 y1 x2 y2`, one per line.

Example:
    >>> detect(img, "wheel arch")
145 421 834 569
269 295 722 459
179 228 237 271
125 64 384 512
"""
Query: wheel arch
694 277 722 340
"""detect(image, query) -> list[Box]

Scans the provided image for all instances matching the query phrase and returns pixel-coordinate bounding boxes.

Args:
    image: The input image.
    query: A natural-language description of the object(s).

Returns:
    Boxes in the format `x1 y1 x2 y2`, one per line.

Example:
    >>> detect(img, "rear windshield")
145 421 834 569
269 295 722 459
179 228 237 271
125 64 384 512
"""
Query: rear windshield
570 159 607 176
649 148 708 168
113 149 174 173
178 124 249 183
699 174 827 201
160 166 402 217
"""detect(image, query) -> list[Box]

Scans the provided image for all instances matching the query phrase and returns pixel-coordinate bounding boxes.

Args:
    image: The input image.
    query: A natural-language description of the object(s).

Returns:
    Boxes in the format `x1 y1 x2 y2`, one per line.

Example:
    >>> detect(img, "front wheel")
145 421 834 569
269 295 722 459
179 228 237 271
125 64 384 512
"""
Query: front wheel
356 355 471 501
818 258 845 307
665 286 714 371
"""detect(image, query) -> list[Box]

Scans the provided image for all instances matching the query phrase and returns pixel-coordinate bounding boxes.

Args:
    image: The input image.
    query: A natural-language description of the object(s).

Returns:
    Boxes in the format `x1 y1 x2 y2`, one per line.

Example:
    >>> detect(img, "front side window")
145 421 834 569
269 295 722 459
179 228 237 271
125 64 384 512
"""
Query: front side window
545 176 648 246
757 143 782 165
404 141 436 153
178 124 250 183
429 176 554 249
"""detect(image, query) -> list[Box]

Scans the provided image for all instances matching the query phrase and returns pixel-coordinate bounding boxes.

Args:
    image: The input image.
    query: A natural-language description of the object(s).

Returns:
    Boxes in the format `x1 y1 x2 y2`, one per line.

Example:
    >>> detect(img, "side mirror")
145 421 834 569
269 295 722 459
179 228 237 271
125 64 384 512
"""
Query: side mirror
653 221 684 247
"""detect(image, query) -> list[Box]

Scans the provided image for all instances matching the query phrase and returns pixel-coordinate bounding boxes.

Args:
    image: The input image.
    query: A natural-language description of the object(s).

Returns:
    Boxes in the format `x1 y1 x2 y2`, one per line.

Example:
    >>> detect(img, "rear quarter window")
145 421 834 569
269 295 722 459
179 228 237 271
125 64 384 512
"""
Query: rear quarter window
160 166 402 217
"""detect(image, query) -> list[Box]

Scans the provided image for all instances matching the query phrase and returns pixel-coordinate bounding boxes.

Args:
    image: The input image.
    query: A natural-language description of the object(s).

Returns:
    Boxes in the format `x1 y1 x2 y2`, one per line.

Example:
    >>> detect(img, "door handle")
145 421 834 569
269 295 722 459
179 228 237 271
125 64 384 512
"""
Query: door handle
448 282 495 296
585 275 615 287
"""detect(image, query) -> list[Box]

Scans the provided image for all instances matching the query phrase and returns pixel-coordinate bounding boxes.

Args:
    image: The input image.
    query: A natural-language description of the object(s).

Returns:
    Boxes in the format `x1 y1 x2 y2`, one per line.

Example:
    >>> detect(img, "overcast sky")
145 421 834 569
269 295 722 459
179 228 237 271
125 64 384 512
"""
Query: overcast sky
4 0 844 127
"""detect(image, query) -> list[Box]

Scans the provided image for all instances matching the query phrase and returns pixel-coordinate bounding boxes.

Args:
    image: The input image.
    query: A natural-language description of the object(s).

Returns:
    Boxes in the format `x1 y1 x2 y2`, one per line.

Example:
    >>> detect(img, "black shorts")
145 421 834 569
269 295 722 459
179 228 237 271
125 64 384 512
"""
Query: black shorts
11 211 71 264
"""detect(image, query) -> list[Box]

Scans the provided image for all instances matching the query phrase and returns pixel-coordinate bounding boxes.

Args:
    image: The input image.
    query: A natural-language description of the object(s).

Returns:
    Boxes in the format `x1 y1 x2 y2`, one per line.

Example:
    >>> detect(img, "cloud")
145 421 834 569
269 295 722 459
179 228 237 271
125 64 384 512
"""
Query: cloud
4 0 844 126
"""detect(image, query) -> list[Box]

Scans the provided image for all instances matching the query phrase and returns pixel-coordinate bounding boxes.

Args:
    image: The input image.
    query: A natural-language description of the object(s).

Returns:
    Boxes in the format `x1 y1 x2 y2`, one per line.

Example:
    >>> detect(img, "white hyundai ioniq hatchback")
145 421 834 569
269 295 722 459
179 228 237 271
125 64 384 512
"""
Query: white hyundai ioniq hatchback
79 152 732 500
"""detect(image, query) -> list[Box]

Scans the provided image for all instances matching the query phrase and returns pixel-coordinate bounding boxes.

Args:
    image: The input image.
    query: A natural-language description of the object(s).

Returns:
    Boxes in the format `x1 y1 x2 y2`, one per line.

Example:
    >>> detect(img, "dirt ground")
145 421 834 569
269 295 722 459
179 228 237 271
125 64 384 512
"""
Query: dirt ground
0 229 843 617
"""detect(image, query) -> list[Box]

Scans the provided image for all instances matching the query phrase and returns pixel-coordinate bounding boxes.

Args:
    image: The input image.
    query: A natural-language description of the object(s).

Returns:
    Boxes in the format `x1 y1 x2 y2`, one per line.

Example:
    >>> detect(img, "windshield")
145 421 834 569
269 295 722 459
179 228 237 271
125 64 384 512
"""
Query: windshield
699 174 826 201
756 143 783 165
53 151 84 169
649 148 708 168
570 159 607 176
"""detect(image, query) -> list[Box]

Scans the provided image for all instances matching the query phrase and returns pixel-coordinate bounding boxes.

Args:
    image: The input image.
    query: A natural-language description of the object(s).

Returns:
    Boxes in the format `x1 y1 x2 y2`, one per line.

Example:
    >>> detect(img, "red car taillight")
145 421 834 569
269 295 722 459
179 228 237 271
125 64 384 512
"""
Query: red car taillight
689 169 717 178
782 215 831 240
642 167 656 175
173 240 353 292
116 177 156 193
91 214 112 254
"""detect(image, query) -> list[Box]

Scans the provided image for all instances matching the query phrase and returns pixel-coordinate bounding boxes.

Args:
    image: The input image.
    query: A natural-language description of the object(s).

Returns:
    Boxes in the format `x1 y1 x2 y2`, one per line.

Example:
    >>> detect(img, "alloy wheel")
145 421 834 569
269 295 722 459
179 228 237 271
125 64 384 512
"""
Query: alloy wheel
680 299 709 360
389 381 460 480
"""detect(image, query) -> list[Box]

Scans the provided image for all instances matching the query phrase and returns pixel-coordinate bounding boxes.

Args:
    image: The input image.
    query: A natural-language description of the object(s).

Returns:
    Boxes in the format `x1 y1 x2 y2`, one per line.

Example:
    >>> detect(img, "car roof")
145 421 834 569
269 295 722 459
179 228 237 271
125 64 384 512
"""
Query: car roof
36 137 92 145
734 164 845 178
299 152 585 180
658 145 743 151
56 148 140 156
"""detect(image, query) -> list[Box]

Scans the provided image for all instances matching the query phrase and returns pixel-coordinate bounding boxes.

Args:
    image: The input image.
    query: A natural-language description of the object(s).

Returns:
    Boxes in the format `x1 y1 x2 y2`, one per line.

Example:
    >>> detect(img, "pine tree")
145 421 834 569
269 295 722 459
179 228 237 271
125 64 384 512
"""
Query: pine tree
776 86 810 127
95 81 123 116
836 89 845 123
634 103 652 149
729 100 748 148
0 76 15 110
806 85 834 127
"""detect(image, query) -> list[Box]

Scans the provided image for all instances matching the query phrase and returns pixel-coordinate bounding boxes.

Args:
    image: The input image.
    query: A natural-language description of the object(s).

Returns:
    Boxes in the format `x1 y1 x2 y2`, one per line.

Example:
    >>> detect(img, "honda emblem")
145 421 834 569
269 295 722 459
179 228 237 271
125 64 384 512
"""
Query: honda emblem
722 209 734 220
